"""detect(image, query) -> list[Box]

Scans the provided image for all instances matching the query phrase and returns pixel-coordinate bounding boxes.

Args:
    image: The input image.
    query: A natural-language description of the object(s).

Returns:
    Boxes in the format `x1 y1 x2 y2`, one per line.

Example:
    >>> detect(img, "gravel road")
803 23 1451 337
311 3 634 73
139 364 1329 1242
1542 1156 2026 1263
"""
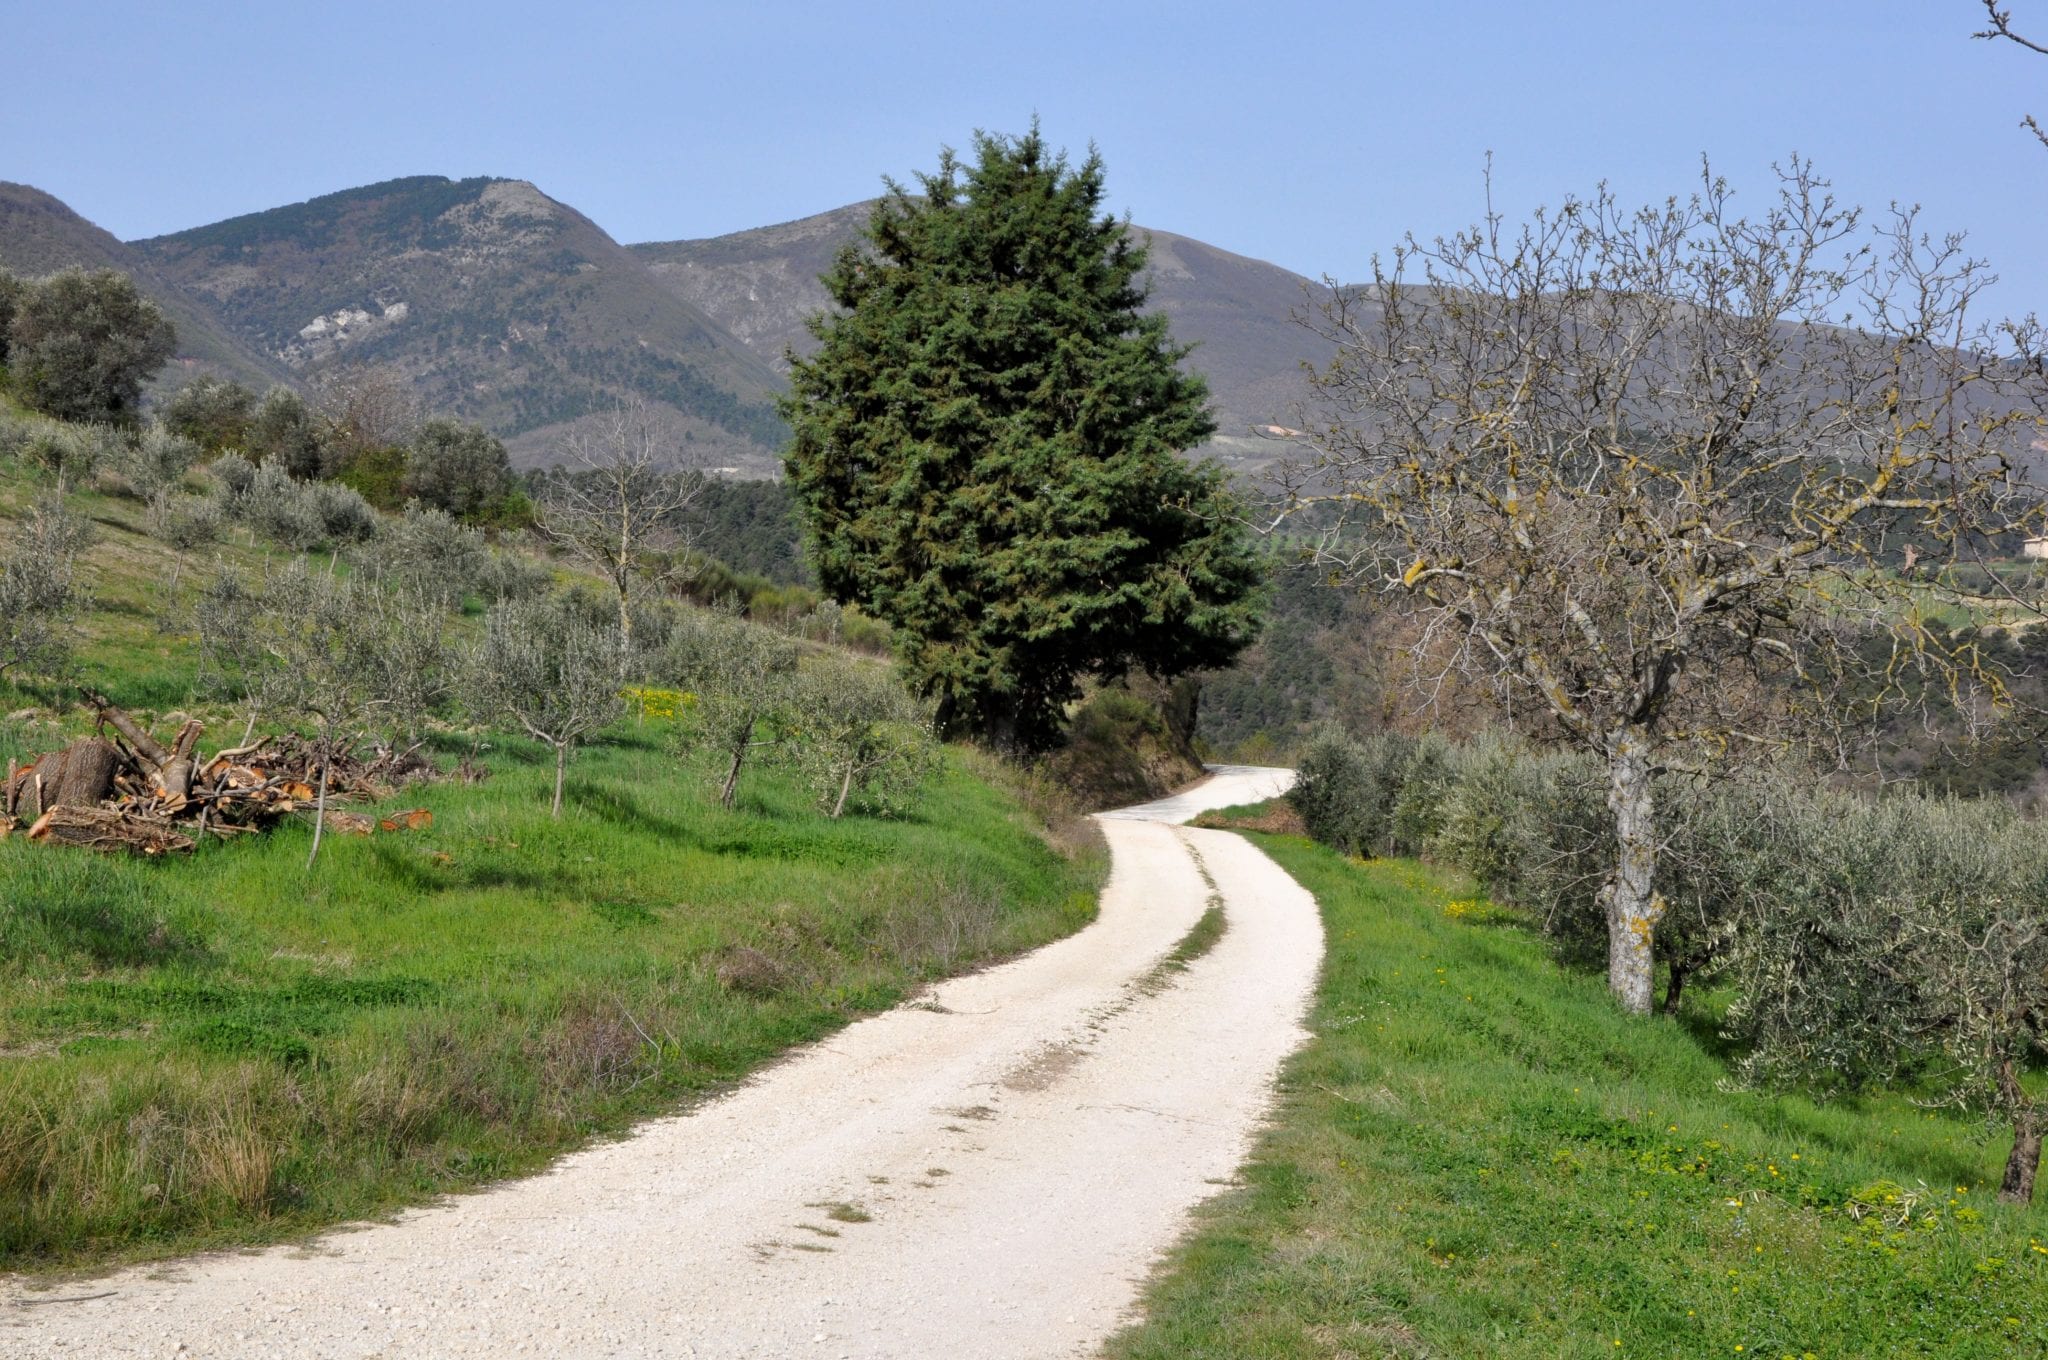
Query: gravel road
5 765 1320 1359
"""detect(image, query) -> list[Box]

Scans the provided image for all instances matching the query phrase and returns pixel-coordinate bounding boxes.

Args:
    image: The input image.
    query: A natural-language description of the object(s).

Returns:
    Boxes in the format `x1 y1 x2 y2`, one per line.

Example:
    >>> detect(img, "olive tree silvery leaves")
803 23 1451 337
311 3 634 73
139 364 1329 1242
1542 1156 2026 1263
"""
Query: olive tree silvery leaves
665 609 799 810
119 423 201 537
352 504 487 608
465 596 625 818
785 657 939 818
239 564 386 868
0 496 92 682
1721 791 2048 1204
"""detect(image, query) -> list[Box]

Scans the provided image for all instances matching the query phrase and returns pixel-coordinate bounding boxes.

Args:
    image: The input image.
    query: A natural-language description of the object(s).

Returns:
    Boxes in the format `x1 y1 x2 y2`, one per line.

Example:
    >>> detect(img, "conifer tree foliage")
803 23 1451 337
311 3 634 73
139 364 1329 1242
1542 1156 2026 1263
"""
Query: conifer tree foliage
781 128 1262 750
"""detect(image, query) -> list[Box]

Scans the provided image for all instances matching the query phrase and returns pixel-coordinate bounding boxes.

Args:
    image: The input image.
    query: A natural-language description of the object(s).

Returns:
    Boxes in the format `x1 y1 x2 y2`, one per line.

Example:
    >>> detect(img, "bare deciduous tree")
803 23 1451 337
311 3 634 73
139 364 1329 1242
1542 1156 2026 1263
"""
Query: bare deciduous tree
536 402 704 674
1976 1 2048 149
308 363 423 468
1278 161 2046 1013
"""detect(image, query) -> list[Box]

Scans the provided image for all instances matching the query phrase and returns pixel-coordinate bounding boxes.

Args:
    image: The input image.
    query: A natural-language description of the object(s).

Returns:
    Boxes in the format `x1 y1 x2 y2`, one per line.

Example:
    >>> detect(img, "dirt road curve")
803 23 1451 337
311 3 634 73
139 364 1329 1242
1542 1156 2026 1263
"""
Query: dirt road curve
6 765 1319 1359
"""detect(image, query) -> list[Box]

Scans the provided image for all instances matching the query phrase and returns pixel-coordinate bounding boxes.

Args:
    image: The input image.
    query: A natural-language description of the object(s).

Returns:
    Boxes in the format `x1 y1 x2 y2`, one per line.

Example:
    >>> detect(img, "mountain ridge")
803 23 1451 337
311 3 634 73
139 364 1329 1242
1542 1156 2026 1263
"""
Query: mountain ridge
130 175 790 472
0 182 291 393
5 176 1337 476
630 201 1335 471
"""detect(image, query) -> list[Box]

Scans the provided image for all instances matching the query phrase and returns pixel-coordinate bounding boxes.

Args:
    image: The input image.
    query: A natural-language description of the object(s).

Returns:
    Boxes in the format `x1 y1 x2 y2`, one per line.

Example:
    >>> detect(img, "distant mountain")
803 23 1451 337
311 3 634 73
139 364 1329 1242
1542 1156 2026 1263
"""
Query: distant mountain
0 182 289 392
631 203 1336 473
7 177 1343 478
131 177 791 472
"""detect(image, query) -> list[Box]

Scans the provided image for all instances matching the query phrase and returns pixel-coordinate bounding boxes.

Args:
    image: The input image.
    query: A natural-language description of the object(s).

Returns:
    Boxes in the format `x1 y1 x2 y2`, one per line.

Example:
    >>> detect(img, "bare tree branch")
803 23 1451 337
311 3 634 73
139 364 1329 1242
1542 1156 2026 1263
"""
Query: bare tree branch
1275 159 2048 1013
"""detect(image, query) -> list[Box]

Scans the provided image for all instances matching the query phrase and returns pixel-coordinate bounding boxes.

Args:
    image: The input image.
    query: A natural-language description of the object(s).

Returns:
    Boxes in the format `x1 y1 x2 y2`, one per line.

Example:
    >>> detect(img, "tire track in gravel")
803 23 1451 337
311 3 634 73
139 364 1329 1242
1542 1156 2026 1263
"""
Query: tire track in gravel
5 765 1320 1359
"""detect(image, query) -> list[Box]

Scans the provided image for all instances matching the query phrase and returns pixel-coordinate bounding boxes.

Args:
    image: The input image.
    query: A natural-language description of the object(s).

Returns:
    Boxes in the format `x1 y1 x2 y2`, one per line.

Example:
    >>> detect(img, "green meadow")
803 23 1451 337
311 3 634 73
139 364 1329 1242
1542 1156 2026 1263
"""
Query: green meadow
1110 832 2048 1360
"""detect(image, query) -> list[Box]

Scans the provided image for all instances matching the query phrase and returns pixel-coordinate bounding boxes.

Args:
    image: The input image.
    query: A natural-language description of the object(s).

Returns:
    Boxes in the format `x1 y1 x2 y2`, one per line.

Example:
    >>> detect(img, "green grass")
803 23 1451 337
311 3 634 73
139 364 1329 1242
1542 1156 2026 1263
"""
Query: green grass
1108 835 2048 1360
0 727 1101 1272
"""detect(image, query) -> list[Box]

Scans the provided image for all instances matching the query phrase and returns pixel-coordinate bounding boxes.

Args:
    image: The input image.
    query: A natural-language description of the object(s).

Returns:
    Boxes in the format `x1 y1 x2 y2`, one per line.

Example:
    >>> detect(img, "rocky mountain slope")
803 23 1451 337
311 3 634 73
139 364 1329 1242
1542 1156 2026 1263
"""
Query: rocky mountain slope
0 182 289 393
130 177 790 472
8 177 1339 477
631 203 1336 472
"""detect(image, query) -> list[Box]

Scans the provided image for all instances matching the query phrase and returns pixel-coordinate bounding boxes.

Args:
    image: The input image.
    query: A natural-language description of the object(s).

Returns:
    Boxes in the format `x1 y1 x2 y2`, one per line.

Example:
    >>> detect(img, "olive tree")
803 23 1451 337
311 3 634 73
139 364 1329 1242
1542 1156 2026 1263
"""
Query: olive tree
1279 162 2046 1013
6 268 174 424
1724 790 2048 1204
163 376 257 452
787 657 939 818
404 418 516 522
0 497 91 681
466 596 625 817
355 504 487 607
242 565 382 868
670 609 798 809
122 423 202 537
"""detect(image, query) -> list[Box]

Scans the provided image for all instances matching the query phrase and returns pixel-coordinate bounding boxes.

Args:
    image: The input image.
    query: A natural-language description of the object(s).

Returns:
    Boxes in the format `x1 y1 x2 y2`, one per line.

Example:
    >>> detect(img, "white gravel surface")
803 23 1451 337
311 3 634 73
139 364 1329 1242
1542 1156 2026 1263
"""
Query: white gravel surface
4 765 1319 1359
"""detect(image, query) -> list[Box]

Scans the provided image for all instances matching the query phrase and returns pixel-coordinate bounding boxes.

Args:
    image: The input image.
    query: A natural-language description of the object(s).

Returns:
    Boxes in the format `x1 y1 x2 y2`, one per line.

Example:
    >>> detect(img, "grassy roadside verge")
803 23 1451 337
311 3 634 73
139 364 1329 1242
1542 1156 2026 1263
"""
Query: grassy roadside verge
1108 833 2048 1359
0 735 1101 1274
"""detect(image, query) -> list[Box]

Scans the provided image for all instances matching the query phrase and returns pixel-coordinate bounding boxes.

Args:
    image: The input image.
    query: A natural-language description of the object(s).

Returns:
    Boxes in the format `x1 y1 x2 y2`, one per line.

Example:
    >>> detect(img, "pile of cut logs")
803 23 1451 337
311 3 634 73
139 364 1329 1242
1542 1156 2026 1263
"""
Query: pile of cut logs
1 691 437 855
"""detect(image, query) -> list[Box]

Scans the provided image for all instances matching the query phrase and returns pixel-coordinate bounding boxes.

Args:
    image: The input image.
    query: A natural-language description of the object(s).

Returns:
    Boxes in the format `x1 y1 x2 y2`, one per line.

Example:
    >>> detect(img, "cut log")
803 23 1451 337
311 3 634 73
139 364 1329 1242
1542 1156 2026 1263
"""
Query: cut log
25 805 195 856
379 808 434 833
321 810 376 837
6 739 126 819
81 689 171 769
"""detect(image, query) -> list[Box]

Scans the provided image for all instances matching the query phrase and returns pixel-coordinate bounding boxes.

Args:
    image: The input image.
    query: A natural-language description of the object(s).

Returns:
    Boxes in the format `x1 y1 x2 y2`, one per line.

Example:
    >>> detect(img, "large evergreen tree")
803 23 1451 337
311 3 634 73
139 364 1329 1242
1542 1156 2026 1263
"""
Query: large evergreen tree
782 128 1262 749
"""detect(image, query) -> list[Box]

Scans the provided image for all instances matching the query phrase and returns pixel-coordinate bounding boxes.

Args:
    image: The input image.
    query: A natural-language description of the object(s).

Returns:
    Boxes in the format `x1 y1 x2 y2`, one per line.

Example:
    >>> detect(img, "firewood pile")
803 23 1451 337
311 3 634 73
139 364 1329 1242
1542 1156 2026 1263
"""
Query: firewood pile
0 692 438 855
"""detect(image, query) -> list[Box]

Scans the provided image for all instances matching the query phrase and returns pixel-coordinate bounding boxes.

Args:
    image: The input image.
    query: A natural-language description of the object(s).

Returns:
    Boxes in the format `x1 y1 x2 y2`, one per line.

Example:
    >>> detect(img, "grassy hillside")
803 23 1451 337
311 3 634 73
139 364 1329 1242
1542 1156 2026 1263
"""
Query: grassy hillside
1109 830 2048 1359
0 425 1103 1273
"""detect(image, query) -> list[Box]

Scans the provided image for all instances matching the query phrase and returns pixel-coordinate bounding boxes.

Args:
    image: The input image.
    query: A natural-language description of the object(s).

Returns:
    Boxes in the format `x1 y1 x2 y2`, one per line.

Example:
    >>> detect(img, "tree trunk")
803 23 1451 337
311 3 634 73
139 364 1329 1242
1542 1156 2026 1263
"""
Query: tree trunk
1999 1062 2040 1205
2003 1113 2041 1206
832 764 854 819
552 742 568 818
306 737 332 870
615 574 634 683
1601 729 1663 1016
1662 961 1689 1017
720 719 754 810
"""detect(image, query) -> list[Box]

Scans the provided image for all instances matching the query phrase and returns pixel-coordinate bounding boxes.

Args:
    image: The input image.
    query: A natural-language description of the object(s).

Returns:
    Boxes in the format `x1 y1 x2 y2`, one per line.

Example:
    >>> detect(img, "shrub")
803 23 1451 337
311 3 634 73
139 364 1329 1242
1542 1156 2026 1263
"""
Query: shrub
0 497 92 680
353 505 486 607
162 376 256 452
403 418 516 522
242 459 326 552
7 267 175 424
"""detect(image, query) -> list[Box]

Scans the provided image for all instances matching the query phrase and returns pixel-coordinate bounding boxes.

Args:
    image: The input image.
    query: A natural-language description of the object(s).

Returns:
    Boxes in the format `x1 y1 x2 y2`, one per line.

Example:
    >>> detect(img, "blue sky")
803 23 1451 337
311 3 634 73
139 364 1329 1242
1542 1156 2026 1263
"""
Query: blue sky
6 1 2046 313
